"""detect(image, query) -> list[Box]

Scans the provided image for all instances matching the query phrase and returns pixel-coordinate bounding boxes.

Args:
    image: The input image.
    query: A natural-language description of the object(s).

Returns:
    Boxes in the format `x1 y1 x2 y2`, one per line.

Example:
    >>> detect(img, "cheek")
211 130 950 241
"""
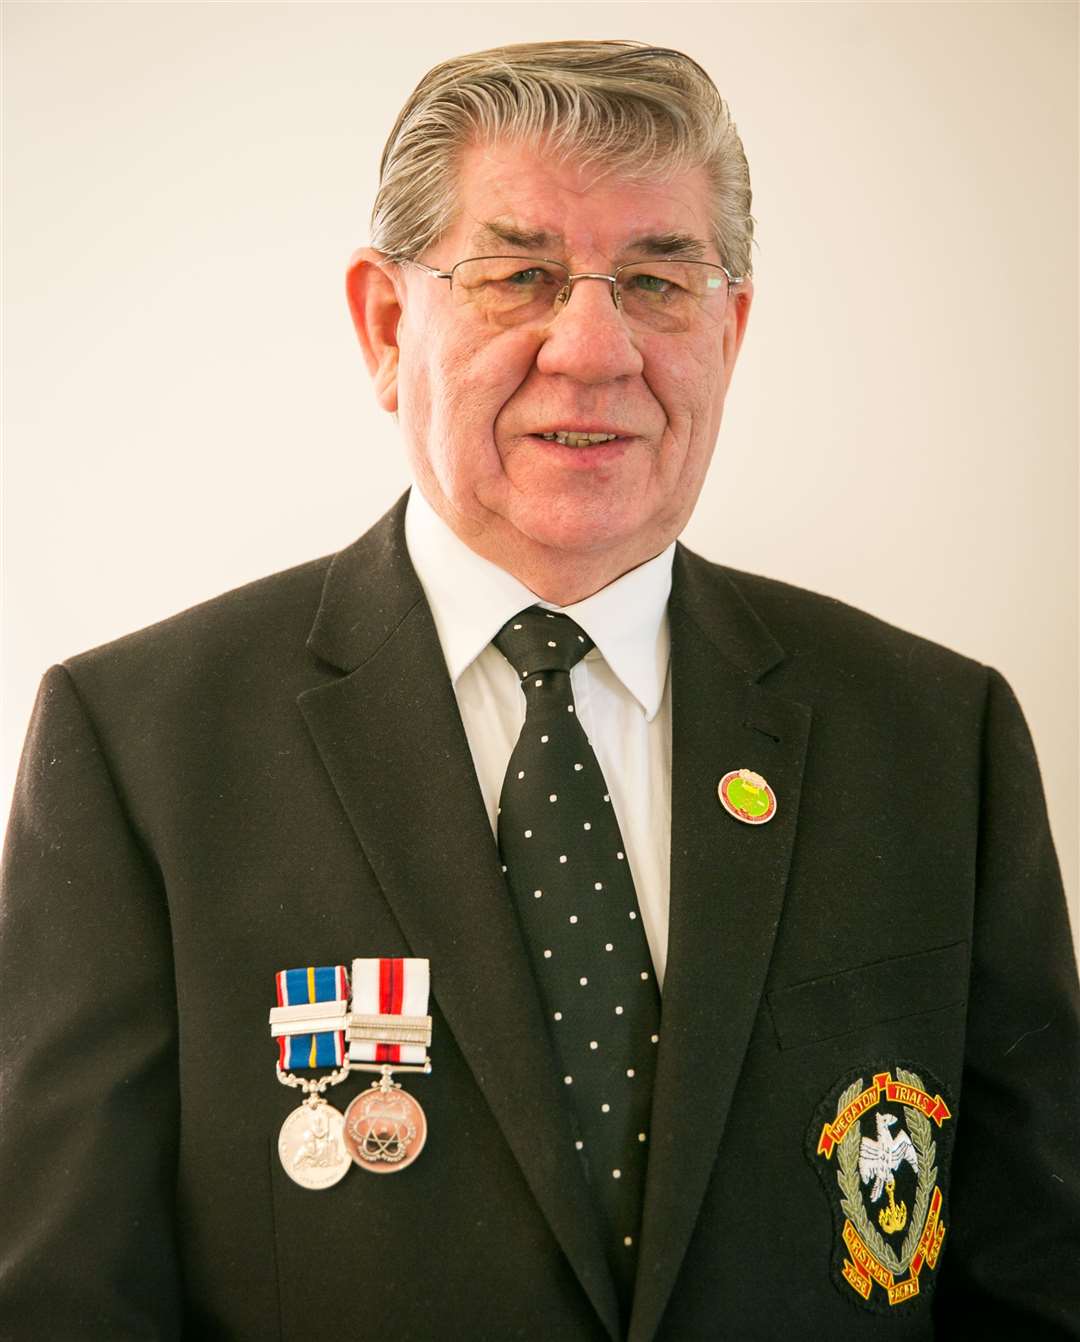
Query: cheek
401 324 535 497
398 323 475 458
431 336 535 446
397 357 431 443
395 310 434 433
650 345 725 455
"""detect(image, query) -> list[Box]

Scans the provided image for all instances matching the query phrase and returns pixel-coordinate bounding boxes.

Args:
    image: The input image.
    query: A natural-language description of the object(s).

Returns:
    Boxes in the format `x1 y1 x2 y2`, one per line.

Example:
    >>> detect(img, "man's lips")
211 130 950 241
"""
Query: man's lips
527 429 637 454
531 426 630 441
524 432 633 467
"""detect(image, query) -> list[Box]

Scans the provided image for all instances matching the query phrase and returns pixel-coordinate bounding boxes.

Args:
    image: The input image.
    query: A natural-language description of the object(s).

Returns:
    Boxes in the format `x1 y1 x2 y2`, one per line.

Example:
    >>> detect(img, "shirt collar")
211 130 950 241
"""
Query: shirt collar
404 486 673 721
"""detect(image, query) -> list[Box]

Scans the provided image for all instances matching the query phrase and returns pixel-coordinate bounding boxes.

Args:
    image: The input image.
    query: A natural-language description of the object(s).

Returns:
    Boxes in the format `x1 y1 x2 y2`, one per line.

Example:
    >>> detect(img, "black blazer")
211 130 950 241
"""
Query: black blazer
2 496 1078 1340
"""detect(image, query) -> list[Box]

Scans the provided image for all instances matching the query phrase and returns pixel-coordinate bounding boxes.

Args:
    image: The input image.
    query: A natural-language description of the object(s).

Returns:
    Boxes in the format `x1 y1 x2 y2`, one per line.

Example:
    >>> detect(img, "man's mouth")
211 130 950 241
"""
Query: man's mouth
536 431 621 447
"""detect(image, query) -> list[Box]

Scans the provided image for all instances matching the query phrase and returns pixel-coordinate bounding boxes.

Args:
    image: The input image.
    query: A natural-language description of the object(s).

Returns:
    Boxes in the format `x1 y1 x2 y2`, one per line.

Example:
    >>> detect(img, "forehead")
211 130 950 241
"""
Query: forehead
442 138 716 263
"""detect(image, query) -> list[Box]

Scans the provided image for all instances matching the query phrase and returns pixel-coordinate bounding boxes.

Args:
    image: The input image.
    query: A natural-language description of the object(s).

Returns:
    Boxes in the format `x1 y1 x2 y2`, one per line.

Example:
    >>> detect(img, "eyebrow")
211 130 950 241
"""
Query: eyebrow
469 219 709 262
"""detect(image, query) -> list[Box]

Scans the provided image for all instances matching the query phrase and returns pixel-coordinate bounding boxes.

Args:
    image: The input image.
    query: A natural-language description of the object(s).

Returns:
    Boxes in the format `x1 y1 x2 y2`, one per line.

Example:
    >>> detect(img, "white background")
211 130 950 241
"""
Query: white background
3 2 1077 956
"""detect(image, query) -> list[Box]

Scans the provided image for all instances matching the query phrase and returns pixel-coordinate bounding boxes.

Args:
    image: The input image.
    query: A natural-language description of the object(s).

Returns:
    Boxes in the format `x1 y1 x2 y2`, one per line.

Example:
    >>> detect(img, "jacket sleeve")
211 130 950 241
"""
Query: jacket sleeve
935 667 1080 1332
0 665 183 1340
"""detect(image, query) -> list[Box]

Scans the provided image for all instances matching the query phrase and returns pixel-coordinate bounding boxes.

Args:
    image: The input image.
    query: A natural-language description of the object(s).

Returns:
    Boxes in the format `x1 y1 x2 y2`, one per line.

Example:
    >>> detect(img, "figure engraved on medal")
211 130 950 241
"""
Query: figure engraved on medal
344 1075 427 1174
278 1098 351 1189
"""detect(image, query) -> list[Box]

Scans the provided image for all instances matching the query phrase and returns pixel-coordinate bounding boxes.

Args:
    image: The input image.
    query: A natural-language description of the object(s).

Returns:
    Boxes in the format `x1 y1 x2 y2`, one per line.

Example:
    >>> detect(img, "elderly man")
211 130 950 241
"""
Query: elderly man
2 39 1078 1342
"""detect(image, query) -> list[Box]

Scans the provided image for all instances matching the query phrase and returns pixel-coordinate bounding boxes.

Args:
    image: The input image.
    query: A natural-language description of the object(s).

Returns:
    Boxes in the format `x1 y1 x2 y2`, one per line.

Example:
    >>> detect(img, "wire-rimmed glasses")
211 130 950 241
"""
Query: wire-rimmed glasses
407 255 742 334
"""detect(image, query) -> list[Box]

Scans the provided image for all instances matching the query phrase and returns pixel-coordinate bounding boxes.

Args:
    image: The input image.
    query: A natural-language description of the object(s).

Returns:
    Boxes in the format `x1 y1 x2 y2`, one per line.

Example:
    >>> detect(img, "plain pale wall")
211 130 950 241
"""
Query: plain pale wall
3 2 1077 958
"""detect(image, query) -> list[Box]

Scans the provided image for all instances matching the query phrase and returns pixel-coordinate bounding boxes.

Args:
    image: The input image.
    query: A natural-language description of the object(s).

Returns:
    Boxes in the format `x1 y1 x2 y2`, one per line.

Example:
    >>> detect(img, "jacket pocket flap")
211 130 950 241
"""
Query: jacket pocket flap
767 940 969 1050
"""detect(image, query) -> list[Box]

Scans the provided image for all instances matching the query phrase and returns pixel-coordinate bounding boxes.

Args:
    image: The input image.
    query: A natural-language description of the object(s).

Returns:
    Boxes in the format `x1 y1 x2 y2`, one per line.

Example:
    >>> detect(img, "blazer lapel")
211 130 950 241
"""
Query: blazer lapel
630 549 812 1341
298 499 620 1339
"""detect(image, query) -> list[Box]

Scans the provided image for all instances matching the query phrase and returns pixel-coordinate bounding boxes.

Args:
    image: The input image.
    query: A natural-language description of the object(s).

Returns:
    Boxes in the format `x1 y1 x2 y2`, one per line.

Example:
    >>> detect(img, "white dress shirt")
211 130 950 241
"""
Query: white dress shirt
404 486 673 986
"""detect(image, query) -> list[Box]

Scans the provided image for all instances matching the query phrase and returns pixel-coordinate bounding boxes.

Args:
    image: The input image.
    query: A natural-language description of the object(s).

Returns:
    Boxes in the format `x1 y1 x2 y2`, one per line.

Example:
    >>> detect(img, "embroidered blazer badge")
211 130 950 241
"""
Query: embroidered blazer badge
809 1064 954 1311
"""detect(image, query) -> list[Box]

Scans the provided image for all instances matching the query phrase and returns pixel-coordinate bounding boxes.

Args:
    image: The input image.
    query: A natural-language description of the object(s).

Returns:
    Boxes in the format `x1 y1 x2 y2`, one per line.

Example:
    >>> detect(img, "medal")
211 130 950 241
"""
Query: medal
343 1069 428 1173
344 956 432 1175
269 957 433 1184
278 1095 351 1189
270 964 353 1189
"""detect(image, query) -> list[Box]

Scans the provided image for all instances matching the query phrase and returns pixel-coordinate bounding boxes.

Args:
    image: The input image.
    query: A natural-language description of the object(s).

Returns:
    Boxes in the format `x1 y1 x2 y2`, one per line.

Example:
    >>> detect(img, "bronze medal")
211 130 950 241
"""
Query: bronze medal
343 1076 428 1174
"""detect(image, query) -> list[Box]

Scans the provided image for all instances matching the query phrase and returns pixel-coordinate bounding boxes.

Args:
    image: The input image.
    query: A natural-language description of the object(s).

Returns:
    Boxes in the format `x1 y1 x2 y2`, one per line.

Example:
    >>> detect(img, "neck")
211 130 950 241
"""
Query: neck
491 550 644 606
411 481 674 605
457 519 662 606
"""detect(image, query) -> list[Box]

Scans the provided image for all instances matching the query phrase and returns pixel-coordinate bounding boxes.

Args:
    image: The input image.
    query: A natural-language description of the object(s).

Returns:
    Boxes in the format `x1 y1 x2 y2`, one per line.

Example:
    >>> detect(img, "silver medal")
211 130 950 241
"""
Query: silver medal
278 1097 351 1190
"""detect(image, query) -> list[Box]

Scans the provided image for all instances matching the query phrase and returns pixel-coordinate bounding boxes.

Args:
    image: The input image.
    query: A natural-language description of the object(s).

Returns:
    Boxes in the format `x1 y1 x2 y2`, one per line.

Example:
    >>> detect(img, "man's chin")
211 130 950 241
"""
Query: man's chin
506 505 655 569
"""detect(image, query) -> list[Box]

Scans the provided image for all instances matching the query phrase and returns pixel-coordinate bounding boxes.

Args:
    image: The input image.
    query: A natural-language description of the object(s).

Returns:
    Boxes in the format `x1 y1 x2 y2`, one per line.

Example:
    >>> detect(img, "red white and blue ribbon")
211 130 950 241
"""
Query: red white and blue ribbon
349 958 430 1066
271 965 349 1070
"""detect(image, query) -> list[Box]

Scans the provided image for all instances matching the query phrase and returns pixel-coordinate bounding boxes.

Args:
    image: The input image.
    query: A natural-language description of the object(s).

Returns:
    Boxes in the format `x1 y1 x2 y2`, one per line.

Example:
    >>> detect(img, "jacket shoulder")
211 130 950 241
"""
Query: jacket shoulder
64 553 335 682
674 545 990 704
732 564 982 670
54 554 341 742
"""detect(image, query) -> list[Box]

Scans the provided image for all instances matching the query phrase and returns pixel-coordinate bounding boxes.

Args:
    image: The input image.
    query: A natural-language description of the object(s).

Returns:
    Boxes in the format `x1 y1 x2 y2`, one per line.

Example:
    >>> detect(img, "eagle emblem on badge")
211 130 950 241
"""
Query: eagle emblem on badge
809 1065 953 1310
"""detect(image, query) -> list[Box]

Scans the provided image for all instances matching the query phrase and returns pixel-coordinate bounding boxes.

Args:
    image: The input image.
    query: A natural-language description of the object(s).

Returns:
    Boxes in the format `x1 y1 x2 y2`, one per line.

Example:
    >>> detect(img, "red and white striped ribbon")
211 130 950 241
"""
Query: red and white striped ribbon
349 957 430 1065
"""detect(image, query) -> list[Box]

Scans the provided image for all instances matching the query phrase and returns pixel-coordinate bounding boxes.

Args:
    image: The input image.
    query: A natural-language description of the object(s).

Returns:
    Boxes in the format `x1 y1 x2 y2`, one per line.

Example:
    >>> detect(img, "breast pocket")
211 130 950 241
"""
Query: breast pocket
766 940 970 1050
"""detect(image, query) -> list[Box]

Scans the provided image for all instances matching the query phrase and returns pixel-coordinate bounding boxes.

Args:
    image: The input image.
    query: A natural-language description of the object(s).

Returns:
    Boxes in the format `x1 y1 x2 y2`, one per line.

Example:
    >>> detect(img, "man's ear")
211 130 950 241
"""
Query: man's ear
346 248 402 413
721 278 754 384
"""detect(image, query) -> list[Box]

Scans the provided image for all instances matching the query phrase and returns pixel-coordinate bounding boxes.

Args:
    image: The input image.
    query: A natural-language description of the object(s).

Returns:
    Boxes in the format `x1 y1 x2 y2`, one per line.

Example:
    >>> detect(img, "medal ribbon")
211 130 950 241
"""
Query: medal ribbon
273 964 349 1069
349 957 430 1065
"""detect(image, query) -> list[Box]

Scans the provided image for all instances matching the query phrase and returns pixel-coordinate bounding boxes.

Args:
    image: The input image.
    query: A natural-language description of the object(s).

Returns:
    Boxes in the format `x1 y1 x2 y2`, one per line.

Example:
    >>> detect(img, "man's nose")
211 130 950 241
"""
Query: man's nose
534 275 644 382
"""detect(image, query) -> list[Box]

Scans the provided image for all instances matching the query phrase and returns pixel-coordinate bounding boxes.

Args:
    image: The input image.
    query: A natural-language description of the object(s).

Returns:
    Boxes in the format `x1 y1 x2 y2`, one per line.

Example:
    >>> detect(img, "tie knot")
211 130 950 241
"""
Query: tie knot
493 607 595 679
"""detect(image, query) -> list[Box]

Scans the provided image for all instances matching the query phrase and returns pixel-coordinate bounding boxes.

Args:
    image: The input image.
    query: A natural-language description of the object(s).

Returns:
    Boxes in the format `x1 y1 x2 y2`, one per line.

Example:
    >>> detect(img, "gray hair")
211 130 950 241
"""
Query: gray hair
371 40 754 278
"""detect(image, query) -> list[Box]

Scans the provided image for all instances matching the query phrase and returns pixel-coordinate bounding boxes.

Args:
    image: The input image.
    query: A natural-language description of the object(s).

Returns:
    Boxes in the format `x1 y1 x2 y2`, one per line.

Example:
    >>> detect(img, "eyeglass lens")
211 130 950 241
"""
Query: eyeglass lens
448 257 729 333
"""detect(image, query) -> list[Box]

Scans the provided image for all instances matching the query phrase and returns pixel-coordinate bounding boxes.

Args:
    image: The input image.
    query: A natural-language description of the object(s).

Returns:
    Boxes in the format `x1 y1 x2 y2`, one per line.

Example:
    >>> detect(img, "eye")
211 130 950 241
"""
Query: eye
624 270 682 296
504 267 552 286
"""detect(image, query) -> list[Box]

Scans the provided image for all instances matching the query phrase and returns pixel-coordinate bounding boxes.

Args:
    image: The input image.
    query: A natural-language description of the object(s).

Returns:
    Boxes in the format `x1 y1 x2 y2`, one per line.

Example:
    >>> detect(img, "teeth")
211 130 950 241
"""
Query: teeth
539 431 619 446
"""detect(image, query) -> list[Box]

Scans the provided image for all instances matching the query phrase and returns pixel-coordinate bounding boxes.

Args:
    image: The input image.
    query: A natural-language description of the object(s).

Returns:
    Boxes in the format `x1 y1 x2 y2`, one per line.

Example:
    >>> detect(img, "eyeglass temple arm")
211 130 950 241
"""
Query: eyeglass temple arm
404 260 453 281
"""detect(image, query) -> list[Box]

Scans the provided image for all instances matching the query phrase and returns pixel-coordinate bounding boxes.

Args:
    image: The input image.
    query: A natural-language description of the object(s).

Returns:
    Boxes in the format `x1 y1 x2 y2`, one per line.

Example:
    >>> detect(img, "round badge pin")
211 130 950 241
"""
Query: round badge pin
718 768 777 825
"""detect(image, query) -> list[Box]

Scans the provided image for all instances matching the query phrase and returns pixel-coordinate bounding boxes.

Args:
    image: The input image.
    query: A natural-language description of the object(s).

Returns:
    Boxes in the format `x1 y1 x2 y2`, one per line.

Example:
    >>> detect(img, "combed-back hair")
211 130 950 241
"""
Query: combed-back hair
371 40 754 278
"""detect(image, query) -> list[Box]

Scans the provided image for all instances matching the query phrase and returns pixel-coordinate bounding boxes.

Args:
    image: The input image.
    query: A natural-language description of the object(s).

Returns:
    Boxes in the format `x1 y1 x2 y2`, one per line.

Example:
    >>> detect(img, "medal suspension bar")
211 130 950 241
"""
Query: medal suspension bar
268 1003 432 1050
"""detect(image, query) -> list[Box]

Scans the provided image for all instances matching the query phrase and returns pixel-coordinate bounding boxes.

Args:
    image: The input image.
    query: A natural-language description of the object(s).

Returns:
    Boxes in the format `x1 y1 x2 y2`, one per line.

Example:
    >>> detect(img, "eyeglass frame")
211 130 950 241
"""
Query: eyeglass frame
404 255 745 322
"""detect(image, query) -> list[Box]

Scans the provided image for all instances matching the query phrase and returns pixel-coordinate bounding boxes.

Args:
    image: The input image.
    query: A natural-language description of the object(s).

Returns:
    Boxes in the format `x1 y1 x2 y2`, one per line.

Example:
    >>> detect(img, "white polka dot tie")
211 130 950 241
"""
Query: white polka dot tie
494 607 660 1315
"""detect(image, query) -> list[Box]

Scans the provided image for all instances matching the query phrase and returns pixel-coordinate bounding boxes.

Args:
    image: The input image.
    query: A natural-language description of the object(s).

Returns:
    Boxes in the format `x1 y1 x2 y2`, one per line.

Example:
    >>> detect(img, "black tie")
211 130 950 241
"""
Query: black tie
493 606 661 1315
